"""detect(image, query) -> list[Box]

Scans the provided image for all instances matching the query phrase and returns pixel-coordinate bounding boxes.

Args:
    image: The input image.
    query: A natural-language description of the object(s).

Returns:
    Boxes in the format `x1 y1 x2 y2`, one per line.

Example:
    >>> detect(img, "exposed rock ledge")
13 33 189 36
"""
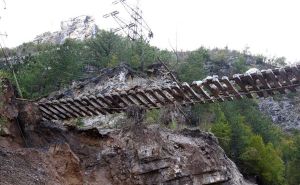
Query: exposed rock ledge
0 78 254 185
258 91 300 131
1 121 254 185
33 15 98 45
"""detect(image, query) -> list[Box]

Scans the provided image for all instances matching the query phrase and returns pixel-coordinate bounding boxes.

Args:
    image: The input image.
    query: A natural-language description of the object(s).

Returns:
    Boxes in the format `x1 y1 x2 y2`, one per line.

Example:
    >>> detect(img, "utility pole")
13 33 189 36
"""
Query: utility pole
103 0 153 71
0 0 23 98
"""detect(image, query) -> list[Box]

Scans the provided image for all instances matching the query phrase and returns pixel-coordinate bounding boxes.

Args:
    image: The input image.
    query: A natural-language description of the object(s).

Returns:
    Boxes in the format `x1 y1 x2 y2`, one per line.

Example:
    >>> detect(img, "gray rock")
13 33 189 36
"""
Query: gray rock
33 15 98 44
25 123 255 185
258 91 300 131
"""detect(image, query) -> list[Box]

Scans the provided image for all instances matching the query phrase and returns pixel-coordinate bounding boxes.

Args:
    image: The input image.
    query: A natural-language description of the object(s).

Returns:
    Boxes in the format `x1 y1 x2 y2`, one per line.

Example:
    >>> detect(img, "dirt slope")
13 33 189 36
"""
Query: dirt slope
1 121 253 185
0 70 255 185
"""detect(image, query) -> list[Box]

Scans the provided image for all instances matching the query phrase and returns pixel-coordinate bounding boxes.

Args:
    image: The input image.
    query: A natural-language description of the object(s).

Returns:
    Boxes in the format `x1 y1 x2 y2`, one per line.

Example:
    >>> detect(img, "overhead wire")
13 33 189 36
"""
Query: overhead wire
0 39 23 98
119 0 152 31
0 2 28 146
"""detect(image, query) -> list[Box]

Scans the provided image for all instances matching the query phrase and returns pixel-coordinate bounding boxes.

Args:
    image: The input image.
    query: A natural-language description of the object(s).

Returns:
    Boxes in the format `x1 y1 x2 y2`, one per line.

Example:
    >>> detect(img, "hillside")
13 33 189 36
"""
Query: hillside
0 70 254 185
0 16 300 185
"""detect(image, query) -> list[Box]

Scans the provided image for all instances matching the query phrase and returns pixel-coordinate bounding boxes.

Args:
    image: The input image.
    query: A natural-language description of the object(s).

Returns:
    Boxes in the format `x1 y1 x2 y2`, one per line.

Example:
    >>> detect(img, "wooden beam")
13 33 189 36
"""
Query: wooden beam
251 71 274 96
145 89 165 106
153 88 173 103
264 69 286 94
241 74 264 97
191 81 214 103
82 96 106 115
203 77 224 102
129 90 150 108
233 74 253 98
212 78 233 101
181 82 204 103
137 89 157 107
221 76 242 99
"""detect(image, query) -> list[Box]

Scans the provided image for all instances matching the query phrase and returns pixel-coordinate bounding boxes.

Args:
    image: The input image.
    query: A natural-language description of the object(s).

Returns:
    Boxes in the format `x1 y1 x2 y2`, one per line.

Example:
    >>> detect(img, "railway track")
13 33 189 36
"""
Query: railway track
37 65 300 121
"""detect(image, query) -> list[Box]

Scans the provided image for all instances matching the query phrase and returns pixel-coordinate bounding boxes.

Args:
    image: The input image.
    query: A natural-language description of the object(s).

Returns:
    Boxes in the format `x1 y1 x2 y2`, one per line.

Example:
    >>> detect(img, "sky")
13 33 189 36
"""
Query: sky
0 0 300 62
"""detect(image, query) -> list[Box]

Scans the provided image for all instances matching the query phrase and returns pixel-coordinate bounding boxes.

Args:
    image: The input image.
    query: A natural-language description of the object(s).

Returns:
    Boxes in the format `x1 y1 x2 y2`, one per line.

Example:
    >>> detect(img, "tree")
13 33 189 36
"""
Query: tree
287 135 300 185
211 112 232 154
240 135 285 185
233 56 248 73
178 47 208 83
87 30 123 68
16 39 85 98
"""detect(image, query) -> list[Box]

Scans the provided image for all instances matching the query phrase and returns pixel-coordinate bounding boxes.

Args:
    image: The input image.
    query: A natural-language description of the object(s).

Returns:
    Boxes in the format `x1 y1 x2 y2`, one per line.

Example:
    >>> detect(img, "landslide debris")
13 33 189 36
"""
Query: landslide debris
0 65 254 185
1 121 253 185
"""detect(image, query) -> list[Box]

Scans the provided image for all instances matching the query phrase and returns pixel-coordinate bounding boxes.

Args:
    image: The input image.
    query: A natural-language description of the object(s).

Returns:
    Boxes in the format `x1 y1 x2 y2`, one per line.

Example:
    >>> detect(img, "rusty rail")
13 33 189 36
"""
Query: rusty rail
37 65 300 121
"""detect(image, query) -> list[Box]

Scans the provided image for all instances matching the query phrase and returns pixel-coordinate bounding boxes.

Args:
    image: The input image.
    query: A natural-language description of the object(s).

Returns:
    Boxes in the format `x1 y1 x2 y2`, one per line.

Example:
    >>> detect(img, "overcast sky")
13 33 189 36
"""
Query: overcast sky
0 0 299 62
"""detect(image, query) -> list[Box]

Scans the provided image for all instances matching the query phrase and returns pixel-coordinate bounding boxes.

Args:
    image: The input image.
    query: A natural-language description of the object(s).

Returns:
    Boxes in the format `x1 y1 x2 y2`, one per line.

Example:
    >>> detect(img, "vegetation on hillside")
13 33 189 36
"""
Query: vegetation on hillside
0 30 299 185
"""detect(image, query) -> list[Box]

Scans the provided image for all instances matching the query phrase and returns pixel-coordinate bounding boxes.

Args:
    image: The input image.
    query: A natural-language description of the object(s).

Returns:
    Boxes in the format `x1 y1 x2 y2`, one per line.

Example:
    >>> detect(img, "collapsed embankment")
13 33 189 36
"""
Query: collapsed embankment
0 77 254 185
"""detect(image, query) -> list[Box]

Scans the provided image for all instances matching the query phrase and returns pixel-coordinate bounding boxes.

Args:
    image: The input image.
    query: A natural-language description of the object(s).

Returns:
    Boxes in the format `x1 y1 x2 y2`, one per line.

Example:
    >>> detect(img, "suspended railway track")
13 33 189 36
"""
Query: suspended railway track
37 65 300 121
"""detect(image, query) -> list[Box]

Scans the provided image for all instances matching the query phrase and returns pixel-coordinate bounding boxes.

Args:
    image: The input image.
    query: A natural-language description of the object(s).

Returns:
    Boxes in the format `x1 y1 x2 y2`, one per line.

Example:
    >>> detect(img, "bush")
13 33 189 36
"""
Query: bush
145 109 160 124
240 135 285 185
0 117 9 135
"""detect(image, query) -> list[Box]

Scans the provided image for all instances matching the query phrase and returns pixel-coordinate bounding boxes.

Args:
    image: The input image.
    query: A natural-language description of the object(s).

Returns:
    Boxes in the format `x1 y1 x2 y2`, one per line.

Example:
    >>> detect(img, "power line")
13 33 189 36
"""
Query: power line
104 0 153 42
0 1 23 97
0 42 23 98
103 0 154 71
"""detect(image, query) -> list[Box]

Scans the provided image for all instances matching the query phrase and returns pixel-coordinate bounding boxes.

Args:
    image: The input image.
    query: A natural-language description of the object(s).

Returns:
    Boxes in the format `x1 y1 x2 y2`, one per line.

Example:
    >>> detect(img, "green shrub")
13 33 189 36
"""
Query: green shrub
240 135 285 185
0 117 8 135
145 109 160 124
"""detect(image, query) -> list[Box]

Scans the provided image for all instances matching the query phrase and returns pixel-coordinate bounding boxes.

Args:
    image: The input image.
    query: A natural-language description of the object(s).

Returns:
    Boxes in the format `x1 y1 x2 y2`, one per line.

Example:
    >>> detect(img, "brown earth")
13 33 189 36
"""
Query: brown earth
0 77 254 185
1 120 253 185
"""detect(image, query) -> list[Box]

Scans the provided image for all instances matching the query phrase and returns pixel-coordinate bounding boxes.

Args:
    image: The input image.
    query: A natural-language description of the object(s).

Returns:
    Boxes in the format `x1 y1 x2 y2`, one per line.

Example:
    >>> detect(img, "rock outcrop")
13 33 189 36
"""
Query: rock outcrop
1 121 254 185
44 64 174 100
41 64 181 128
201 50 300 131
33 15 98 44
258 92 300 131
0 76 254 185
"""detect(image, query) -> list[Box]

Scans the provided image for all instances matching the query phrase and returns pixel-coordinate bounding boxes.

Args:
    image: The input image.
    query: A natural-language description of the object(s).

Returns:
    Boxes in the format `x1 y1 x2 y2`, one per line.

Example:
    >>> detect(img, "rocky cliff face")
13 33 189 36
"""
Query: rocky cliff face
33 15 98 44
258 92 300 131
1 120 254 185
203 49 272 77
41 64 182 128
44 64 174 101
201 50 300 131
0 73 254 185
